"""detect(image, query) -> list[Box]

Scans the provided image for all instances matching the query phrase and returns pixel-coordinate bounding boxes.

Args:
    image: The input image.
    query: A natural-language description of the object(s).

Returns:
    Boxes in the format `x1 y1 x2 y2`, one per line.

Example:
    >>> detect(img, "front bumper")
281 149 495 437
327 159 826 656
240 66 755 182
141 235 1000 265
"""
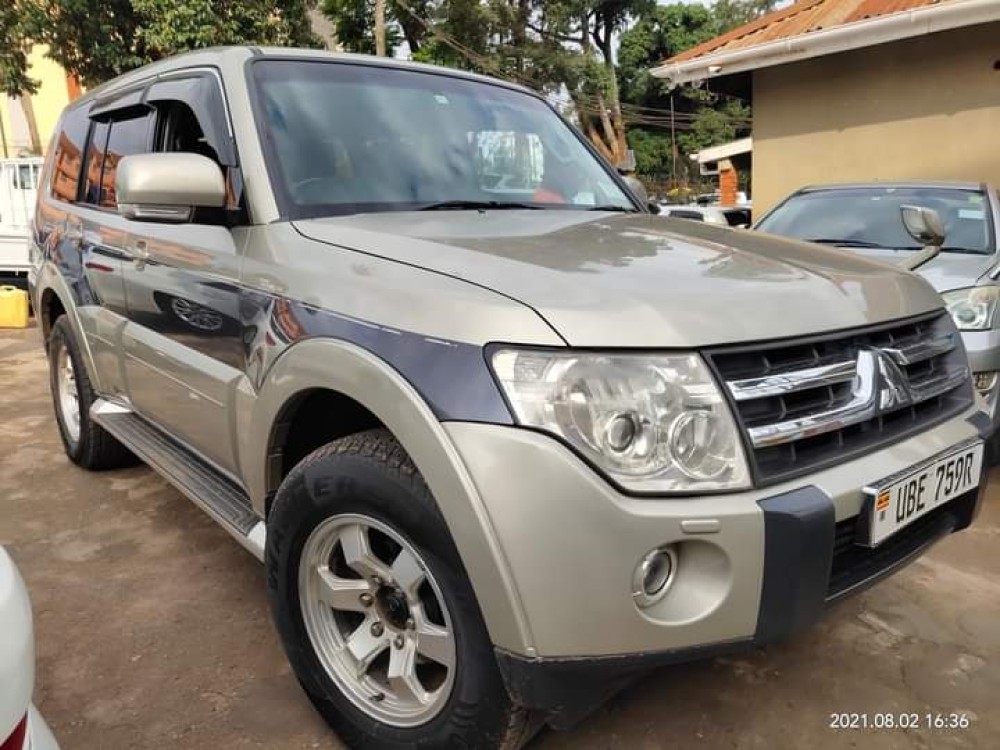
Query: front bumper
444 409 987 726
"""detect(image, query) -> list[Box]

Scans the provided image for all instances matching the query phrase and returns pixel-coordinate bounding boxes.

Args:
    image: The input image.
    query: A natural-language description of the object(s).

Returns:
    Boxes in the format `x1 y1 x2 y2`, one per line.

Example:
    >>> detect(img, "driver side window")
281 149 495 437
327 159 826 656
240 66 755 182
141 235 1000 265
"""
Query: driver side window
152 101 233 224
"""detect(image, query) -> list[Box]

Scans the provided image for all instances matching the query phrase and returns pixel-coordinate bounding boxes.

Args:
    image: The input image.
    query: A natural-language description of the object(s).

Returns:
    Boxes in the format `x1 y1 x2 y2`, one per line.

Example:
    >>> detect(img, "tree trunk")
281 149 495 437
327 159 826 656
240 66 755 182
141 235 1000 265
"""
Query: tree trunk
375 0 387 56
596 16 627 166
514 0 529 75
577 12 616 163
574 94 615 163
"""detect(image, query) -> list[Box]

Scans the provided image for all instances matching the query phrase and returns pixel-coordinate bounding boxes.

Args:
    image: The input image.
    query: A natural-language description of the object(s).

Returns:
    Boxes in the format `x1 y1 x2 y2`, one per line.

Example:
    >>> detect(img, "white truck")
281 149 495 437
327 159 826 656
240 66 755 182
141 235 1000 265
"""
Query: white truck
0 158 43 284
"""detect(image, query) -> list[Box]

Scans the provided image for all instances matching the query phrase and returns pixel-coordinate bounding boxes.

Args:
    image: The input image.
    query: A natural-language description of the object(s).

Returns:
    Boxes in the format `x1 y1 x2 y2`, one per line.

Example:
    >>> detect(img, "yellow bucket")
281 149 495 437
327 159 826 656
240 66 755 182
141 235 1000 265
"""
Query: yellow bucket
0 285 30 329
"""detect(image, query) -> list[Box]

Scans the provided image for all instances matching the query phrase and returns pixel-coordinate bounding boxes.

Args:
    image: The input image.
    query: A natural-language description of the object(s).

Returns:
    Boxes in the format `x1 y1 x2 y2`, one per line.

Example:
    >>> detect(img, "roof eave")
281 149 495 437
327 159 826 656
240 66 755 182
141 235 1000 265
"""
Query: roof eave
651 0 1000 85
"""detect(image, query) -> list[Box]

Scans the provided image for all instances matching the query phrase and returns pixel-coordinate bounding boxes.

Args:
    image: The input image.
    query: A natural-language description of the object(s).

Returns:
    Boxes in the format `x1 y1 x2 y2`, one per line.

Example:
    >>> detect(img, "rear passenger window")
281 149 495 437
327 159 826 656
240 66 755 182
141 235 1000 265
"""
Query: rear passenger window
50 107 90 202
99 114 153 208
81 121 109 205
80 111 153 209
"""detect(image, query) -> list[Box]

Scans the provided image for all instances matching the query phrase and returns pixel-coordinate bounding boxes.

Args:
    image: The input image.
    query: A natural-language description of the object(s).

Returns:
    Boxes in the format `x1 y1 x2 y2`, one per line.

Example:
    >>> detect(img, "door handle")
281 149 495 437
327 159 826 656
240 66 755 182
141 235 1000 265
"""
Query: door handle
125 239 150 270
64 220 84 246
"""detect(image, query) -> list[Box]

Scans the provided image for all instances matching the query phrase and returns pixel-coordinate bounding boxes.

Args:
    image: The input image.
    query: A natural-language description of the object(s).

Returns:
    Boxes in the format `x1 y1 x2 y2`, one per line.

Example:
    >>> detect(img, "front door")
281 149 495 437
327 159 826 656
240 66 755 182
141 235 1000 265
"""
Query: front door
116 77 248 474
120 221 244 472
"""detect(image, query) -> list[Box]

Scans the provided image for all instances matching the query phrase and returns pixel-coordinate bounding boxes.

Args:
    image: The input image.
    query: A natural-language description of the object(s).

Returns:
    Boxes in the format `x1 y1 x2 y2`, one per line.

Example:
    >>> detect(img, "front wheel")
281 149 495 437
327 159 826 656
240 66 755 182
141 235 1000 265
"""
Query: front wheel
47 316 135 470
266 429 535 749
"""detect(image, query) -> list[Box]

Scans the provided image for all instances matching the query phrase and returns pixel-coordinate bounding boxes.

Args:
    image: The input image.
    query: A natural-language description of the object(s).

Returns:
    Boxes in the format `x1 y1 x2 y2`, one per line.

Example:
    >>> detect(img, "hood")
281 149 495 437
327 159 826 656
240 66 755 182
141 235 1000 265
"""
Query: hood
293 212 945 348
838 246 997 293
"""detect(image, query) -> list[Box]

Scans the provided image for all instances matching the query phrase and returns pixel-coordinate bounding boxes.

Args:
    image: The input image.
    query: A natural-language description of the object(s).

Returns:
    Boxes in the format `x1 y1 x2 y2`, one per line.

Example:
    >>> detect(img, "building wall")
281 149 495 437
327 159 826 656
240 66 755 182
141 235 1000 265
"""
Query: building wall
752 23 1000 214
0 45 76 157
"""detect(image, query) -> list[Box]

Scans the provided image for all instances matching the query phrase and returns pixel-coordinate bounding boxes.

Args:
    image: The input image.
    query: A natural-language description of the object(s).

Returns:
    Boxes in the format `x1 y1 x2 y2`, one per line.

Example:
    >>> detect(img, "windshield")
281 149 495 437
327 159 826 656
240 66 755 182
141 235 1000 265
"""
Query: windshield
757 186 995 254
250 60 635 218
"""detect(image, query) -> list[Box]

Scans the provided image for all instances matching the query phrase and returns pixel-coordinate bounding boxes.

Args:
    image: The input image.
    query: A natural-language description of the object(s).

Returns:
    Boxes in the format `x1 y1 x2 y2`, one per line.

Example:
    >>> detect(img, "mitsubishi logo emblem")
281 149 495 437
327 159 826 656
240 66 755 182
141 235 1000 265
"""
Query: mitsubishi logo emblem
855 348 912 413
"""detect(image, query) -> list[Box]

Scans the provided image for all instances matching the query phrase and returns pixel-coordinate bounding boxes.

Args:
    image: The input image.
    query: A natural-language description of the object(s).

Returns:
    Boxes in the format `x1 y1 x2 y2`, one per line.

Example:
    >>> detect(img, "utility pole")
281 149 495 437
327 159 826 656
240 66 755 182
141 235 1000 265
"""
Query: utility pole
670 93 678 188
375 0 387 56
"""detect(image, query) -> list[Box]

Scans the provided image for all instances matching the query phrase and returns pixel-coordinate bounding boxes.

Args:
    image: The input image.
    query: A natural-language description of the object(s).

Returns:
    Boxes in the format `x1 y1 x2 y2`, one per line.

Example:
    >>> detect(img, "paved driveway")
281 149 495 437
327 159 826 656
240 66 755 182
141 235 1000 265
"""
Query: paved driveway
3 324 998 749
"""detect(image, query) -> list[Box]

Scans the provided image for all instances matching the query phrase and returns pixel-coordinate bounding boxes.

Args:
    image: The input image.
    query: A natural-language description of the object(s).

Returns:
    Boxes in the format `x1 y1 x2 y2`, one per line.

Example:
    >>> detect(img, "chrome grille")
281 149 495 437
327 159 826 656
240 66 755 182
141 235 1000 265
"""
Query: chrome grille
707 312 974 485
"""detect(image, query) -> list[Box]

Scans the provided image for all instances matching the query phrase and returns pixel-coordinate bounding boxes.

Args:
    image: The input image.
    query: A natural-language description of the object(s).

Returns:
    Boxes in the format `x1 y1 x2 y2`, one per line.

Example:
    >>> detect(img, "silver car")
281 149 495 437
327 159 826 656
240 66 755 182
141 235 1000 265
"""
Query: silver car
29 50 988 748
756 182 1000 455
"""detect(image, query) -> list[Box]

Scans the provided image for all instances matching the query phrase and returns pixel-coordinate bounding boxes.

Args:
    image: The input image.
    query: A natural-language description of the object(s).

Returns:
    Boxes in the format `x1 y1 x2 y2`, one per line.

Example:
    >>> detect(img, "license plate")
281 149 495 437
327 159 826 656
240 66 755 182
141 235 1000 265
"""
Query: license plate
862 440 983 547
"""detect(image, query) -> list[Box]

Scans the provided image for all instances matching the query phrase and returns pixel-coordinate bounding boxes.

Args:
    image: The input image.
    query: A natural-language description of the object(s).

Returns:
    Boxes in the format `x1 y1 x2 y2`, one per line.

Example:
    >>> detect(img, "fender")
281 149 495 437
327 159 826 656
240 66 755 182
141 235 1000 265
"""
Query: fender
236 336 536 655
33 261 103 392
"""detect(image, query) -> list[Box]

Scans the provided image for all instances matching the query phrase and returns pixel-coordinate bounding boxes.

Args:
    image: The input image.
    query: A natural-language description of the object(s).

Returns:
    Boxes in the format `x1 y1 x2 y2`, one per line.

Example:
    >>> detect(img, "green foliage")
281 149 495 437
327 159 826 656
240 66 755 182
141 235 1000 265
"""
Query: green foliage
712 0 779 32
320 0 408 56
0 5 37 96
618 3 715 108
675 98 750 156
617 2 755 180
26 1 321 88
627 127 673 177
133 0 320 57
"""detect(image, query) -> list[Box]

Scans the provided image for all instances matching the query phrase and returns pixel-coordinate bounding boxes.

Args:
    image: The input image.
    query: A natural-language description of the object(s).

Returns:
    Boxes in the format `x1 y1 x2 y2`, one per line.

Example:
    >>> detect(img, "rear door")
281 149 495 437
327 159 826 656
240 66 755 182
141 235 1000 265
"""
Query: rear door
118 72 246 474
35 104 135 398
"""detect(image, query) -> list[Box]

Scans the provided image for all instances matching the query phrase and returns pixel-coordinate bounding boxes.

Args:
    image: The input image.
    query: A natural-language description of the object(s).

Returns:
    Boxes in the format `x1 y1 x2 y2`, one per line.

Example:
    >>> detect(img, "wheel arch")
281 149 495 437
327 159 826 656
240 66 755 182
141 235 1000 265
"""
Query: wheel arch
33 271 103 391
39 285 67 347
239 337 534 655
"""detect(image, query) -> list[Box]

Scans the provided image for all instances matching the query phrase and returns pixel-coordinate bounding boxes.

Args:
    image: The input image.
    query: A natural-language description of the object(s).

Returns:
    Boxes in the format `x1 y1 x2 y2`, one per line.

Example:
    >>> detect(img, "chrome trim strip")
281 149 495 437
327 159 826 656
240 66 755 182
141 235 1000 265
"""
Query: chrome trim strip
882 332 957 366
748 379 877 448
910 366 970 402
729 360 856 401
745 361 968 449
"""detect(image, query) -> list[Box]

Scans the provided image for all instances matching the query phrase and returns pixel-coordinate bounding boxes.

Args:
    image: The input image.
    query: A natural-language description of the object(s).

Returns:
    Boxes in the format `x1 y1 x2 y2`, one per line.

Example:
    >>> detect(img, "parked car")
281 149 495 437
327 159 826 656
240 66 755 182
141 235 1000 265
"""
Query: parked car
658 204 751 227
0 547 60 750
756 182 1000 455
30 49 988 748
693 191 750 206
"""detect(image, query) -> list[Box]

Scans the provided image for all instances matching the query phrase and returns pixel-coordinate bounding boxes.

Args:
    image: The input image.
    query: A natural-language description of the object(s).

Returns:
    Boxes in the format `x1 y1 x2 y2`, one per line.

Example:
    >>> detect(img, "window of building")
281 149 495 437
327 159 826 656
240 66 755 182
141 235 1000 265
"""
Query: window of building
50 107 90 202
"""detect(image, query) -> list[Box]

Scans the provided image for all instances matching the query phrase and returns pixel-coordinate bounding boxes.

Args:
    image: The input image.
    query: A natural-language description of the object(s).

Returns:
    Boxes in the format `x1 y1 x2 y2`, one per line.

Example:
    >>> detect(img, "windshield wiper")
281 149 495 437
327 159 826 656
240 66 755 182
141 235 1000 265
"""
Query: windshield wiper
417 200 545 211
587 204 639 213
803 238 884 248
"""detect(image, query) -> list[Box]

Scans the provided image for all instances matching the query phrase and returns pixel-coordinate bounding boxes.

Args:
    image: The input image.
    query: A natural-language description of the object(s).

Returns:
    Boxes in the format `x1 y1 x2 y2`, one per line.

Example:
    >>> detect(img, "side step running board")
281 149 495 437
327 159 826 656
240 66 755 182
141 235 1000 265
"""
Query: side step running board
91 399 265 561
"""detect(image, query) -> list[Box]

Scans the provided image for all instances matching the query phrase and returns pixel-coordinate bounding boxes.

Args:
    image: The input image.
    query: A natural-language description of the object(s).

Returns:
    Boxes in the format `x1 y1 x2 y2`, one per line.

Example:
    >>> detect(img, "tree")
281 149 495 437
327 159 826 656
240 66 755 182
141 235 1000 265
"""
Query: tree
323 1 652 165
617 1 715 108
618 2 749 184
712 0 779 32
0 5 37 97
321 0 400 55
26 1 322 89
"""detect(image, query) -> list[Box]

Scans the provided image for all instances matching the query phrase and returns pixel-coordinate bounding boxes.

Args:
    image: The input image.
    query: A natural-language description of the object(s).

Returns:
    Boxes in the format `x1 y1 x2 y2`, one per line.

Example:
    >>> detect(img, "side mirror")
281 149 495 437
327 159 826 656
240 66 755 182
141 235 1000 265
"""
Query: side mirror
900 204 946 248
622 175 649 205
117 153 226 223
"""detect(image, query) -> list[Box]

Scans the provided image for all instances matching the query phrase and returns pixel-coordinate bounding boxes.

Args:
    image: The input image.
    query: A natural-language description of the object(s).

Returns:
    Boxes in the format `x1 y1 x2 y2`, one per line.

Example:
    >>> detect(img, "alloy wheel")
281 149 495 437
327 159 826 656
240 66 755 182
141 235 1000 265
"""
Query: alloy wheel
298 513 457 727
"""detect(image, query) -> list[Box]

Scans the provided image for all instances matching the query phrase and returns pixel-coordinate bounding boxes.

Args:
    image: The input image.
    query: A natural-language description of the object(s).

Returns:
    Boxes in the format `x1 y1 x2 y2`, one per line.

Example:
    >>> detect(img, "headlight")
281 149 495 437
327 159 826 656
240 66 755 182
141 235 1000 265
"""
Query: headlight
490 349 750 493
942 286 1000 331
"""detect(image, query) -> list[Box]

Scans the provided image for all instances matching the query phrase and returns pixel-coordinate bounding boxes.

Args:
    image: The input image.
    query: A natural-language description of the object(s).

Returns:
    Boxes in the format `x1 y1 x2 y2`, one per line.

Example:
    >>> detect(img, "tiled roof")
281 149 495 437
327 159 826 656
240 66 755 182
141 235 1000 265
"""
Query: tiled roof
668 0 955 64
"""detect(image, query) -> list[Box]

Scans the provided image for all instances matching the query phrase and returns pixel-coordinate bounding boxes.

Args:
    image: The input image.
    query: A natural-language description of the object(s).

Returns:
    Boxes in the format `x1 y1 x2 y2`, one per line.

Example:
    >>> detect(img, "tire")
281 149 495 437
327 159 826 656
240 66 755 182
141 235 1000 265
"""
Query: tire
266 429 535 749
48 316 136 470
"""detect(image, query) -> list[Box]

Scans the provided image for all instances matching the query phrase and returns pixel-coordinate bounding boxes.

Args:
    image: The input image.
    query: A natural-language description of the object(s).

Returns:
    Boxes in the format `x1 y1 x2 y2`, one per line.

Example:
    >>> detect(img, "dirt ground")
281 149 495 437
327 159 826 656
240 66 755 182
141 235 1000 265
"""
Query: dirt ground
2 322 999 750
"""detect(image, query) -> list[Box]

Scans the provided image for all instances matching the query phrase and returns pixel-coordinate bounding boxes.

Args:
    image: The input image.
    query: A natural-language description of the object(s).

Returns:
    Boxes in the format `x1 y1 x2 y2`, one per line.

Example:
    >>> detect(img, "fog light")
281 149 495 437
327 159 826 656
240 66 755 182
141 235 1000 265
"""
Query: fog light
633 546 678 608
974 371 998 402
